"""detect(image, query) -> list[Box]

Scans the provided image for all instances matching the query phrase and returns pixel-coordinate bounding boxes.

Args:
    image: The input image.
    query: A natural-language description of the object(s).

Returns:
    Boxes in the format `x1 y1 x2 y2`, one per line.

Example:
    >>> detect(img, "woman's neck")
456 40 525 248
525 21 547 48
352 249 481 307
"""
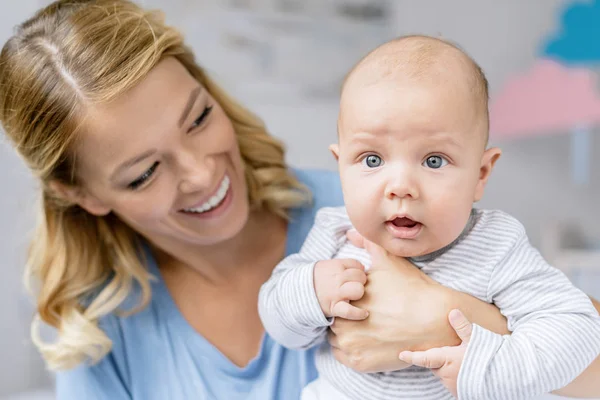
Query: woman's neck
153 209 288 285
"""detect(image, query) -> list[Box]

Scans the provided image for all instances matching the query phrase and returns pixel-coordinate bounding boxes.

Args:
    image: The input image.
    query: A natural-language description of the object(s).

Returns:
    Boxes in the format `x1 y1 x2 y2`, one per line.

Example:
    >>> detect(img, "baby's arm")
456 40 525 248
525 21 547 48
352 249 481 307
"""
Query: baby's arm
456 231 600 400
258 207 366 350
551 297 600 398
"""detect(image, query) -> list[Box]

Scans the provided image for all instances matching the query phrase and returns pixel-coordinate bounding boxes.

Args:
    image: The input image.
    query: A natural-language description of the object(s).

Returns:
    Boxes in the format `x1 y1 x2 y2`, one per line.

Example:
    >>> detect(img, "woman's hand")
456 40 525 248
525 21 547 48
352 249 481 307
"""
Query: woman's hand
329 231 508 373
328 232 462 373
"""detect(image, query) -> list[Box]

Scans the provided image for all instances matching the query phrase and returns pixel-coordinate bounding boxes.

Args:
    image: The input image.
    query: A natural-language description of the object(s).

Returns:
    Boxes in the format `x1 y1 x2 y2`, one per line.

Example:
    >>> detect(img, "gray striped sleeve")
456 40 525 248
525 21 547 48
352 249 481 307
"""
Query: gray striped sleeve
258 207 351 350
457 215 600 400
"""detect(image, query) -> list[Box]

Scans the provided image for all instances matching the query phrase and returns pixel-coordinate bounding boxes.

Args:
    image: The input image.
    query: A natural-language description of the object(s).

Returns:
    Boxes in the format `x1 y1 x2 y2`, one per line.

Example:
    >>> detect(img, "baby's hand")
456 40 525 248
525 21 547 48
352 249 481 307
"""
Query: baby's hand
398 309 473 398
314 259 368 320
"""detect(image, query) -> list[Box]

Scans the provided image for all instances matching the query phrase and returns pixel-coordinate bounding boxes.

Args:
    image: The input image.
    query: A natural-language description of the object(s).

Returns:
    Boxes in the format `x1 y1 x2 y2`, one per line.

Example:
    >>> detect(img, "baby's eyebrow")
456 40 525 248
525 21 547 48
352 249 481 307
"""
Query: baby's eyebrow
425 132 464 148
347 131 380 142
344 137 378 151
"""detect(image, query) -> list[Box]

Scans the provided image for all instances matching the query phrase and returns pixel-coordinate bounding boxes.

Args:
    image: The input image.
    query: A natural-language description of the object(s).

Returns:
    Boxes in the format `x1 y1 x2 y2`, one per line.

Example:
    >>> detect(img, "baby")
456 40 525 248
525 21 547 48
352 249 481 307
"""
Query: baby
258 35 600 400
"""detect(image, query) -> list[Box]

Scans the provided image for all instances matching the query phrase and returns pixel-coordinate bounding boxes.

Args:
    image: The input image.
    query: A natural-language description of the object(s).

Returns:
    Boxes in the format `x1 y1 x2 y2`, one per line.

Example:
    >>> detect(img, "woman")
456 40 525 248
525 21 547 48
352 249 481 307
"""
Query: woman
0 0 596 398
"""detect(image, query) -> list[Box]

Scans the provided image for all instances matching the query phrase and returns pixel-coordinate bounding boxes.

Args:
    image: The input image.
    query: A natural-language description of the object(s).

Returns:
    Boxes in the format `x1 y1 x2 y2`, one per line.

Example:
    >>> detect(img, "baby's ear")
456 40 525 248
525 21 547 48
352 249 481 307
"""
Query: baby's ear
329 144 340 161
474 147 501 202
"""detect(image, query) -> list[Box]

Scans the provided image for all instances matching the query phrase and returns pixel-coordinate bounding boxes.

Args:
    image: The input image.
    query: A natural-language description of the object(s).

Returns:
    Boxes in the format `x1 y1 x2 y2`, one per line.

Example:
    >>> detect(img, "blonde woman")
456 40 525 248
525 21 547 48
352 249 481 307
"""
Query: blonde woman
0 1 597 399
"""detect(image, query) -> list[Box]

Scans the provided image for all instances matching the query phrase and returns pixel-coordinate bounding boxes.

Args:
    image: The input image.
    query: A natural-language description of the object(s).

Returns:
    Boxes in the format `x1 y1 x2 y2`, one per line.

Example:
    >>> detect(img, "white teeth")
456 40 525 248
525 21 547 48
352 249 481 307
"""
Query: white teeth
184 176 230 213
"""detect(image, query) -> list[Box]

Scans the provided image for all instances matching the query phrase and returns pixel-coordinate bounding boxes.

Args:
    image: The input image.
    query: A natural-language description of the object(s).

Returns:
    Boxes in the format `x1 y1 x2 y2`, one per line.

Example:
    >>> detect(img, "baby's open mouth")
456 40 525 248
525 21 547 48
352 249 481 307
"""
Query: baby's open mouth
386 216 423 239
391 217 419 228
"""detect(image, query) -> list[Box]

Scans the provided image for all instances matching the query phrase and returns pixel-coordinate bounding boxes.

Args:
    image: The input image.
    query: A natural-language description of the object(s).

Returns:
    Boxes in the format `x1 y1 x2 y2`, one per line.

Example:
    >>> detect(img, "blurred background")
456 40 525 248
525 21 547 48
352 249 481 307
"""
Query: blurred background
1 0 599 399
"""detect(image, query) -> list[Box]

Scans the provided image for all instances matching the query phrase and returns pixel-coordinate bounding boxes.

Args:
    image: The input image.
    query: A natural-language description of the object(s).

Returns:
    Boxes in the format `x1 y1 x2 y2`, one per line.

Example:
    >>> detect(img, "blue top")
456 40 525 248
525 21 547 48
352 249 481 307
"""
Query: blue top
56 169 344 400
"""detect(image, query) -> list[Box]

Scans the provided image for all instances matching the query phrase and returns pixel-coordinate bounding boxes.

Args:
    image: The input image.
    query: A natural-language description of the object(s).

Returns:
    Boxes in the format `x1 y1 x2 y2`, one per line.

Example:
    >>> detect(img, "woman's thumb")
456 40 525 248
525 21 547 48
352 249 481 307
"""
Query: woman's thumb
448 309 473 344
346 229 365 248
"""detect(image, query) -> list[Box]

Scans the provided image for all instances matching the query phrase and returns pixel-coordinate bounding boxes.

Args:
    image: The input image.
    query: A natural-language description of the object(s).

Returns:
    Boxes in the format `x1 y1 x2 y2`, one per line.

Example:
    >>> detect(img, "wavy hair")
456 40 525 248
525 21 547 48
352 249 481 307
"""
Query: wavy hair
0 0 309 370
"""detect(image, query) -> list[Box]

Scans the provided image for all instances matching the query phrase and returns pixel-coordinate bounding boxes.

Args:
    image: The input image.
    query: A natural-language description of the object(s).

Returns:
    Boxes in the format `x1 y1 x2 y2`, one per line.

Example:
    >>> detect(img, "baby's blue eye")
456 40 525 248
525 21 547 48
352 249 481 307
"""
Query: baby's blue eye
363 155 383 168
423 155 448 169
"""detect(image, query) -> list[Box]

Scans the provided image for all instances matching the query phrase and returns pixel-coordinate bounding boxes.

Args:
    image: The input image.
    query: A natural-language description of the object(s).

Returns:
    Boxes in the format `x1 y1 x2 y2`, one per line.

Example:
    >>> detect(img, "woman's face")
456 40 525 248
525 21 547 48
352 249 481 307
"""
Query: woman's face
72 57 249 247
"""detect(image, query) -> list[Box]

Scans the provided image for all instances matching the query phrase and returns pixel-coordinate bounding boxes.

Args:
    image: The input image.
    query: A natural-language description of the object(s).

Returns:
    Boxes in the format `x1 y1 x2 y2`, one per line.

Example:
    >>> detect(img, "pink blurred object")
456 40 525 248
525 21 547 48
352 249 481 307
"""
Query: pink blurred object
490 58 600 138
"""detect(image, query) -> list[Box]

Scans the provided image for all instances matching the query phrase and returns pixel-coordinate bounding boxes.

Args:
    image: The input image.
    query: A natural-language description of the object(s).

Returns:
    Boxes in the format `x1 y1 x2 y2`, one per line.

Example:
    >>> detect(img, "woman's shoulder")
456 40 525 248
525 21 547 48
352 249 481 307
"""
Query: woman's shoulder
56 275 172 397
55 311 132 398
292 168 343 210
286 168 344 254
56 252 162 397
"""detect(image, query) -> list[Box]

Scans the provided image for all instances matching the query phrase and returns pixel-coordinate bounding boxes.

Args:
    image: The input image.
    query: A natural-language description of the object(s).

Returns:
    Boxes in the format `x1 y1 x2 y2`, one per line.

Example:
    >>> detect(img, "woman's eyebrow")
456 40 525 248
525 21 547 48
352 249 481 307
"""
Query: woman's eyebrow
178 86 203 128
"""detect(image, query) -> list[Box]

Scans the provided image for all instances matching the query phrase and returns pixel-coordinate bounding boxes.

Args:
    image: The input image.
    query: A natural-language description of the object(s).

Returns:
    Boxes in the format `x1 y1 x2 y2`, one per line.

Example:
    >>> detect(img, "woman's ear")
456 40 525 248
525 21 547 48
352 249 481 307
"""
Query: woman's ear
48 180 111 216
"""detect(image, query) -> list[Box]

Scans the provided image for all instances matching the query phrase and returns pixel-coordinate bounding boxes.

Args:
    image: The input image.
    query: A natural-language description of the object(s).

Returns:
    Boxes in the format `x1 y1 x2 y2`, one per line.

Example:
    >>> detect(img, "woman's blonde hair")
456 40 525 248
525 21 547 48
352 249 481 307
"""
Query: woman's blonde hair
0 0 309 370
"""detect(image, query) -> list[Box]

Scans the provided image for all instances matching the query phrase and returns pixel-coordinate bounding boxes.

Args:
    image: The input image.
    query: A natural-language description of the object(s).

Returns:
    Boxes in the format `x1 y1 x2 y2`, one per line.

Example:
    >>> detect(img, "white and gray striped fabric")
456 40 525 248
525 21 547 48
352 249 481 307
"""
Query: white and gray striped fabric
258 207 600 400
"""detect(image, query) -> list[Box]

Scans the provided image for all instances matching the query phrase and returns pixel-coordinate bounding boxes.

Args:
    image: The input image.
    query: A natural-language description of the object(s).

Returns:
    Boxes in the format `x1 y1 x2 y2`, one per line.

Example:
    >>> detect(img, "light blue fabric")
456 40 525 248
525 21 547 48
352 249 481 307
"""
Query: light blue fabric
55 169 344 400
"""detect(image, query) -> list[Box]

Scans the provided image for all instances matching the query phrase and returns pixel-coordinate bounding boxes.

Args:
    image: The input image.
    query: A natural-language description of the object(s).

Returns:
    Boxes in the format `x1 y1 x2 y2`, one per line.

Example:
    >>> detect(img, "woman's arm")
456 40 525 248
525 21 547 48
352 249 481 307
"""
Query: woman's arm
551 297 600 398
401 299 600 399
56 354 131 400
445 288 510 336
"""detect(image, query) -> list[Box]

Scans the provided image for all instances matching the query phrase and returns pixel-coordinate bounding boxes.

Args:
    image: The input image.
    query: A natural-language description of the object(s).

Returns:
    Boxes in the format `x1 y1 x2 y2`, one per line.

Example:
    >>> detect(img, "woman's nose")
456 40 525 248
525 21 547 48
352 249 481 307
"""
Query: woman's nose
177 149 216 194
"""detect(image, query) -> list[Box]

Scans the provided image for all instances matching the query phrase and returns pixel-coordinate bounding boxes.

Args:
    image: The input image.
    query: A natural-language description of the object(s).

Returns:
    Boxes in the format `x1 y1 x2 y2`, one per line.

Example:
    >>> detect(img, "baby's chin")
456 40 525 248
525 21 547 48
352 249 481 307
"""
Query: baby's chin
376 233 451 259
353 225 457 258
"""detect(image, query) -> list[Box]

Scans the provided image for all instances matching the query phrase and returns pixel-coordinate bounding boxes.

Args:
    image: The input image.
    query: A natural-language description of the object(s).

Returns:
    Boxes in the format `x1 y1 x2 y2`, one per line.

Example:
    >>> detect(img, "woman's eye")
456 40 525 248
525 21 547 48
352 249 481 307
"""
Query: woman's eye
189 105 213 131
423 155 448 169
128 162 159 190
362 154 383 168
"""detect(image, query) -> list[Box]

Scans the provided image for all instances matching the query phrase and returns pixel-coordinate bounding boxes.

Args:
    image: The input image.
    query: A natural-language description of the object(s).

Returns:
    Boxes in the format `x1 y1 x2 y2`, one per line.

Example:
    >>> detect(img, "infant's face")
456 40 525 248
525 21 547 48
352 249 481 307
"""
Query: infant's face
335 79 489 257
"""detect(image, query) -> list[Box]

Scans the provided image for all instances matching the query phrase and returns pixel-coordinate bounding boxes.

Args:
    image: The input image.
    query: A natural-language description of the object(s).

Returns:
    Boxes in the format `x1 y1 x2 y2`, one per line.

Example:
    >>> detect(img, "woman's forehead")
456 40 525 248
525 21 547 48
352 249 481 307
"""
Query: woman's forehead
86 58 201 126
75 59 205 175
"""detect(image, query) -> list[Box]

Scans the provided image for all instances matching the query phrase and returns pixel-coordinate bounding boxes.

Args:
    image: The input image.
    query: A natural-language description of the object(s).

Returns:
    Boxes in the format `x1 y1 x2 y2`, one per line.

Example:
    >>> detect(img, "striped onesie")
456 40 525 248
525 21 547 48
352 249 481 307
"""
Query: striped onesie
259 207 600 399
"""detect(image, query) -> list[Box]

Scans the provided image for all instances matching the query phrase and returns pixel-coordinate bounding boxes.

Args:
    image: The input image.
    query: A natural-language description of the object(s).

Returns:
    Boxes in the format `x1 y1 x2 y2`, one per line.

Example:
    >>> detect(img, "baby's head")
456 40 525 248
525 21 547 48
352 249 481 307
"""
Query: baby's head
331 35 501 257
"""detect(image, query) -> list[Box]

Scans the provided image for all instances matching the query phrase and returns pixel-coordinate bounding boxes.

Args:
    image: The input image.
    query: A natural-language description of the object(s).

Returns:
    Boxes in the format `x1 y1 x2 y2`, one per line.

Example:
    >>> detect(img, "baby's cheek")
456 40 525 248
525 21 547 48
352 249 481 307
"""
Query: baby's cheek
433 202 472 239
347 200 382 242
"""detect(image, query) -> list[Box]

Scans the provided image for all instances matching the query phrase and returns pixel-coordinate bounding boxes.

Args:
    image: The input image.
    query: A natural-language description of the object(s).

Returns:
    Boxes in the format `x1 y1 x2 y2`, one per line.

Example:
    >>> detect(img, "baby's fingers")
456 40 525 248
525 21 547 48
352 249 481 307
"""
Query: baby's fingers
331 301 369 320
342 267 367 285
399 348 447 369
339 281 365 301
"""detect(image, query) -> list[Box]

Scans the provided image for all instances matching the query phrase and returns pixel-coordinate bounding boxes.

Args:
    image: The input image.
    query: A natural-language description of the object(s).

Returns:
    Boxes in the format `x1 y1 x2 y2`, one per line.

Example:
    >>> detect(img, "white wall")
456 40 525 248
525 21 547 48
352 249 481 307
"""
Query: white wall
0 1 58 396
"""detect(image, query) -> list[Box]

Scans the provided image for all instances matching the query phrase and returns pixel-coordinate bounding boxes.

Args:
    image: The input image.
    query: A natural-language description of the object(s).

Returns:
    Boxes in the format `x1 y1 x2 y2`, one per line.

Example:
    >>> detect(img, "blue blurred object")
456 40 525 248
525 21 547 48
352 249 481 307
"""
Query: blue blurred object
571 125 590 185
540 0 600 185
542 0 600 65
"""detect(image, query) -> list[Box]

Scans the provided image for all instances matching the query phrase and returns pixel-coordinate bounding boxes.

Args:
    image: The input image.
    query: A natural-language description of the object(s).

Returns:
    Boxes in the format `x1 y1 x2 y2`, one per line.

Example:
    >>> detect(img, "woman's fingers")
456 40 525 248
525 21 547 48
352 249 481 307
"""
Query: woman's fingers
345 229 365 248
331 345 351 367
345 230 389 264
448 309 473 344
327 330 339 349
363 239 388 262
